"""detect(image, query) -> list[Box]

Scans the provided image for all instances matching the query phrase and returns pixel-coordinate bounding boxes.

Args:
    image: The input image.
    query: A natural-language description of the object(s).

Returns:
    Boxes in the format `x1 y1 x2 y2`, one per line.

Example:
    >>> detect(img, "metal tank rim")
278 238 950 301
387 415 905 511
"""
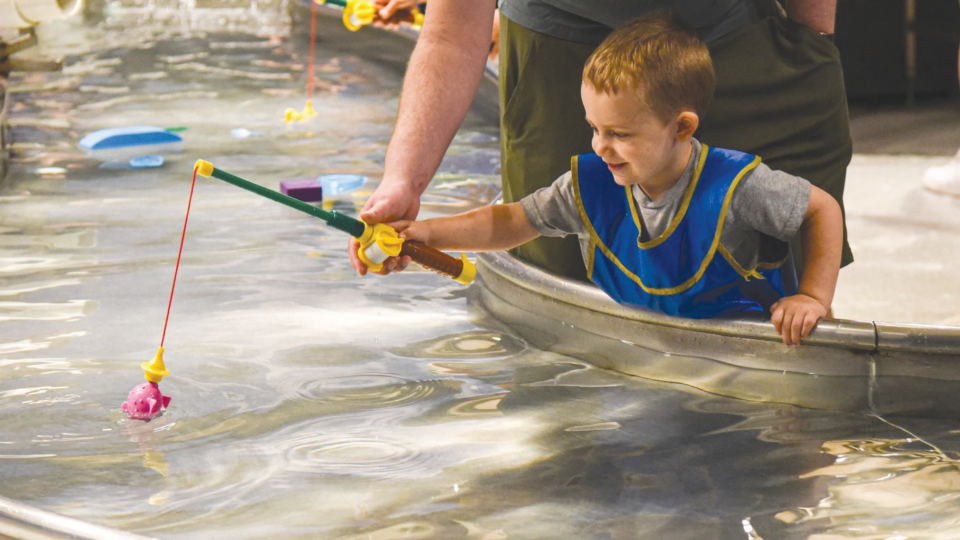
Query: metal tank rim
472 250 960 415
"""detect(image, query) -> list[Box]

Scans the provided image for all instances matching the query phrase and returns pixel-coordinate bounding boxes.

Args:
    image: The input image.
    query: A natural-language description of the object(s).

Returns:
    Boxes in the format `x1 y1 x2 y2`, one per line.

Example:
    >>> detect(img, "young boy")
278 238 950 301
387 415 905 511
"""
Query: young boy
364 12 842 347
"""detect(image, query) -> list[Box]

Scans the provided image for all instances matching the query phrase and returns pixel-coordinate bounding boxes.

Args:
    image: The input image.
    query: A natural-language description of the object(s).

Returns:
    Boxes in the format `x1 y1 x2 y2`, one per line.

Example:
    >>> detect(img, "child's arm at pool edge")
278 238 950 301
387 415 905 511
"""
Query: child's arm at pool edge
770 185 842 347
394 202 541 253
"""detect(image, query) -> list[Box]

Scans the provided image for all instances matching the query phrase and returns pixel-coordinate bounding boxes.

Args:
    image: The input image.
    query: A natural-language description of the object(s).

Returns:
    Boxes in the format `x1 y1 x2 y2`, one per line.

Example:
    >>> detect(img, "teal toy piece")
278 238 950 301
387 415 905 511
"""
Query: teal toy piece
129 155 165 168
318 174 367 196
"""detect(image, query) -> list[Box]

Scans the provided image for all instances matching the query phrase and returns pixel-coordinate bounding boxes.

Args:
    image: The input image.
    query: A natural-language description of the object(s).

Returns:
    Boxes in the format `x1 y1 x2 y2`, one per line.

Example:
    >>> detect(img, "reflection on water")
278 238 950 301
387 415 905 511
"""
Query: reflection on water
3 3 960 540
773 436 960 539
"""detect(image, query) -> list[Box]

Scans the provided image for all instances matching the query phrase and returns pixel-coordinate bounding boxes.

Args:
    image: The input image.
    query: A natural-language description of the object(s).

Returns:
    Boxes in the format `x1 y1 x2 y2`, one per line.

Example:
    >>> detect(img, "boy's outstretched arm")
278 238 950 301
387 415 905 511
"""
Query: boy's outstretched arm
397 202 539 251
770 186 842 346
374 202 539 274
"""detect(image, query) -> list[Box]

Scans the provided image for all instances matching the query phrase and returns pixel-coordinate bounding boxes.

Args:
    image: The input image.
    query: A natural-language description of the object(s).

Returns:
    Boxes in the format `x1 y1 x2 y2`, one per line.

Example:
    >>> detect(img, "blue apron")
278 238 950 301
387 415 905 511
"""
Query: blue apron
573 145 796 318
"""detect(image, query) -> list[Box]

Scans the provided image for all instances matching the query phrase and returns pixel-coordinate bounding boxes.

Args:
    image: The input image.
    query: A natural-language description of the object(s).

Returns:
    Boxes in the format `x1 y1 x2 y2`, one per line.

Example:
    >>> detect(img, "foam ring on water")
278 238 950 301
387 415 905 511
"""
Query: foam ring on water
282 434 429 478
392 331 525 359
298 374 460 408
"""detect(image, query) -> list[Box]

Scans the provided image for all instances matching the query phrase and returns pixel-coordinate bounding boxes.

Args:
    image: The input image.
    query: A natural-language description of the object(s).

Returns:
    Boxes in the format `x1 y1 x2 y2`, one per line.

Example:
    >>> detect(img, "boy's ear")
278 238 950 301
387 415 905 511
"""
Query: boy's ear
675 111 699 142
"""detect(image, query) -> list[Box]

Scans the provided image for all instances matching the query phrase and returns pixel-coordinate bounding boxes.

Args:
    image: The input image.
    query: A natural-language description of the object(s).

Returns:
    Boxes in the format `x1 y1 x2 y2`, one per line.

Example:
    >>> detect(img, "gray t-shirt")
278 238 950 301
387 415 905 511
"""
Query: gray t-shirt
520 139 810 273
499 0 760 45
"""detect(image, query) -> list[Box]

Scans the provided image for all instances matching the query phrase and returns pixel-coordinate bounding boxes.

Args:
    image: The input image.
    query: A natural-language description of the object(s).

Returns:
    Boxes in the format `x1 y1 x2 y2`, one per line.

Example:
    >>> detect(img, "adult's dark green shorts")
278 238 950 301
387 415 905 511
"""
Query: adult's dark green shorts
498 10 854 282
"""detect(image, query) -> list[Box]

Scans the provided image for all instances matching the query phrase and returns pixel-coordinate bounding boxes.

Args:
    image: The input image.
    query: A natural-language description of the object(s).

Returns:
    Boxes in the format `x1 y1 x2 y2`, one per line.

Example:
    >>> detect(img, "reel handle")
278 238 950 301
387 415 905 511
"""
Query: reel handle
400 241 476 285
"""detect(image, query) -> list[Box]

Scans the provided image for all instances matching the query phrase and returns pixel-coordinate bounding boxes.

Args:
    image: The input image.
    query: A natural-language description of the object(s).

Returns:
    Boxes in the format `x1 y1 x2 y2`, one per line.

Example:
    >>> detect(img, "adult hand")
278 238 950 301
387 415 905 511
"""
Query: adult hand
349 179 421 275
770 294 827 347
372 0 420 29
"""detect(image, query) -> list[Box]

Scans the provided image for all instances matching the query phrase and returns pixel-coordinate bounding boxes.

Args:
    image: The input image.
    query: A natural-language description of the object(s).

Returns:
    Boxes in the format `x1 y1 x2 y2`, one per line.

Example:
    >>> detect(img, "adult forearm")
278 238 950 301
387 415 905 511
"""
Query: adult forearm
381 0 496 195
783 0 836 34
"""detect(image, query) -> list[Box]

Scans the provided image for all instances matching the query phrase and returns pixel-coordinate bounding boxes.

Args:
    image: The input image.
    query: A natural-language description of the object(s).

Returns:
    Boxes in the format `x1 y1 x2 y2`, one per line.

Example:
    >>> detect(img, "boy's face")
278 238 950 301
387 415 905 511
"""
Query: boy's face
581 83 689 191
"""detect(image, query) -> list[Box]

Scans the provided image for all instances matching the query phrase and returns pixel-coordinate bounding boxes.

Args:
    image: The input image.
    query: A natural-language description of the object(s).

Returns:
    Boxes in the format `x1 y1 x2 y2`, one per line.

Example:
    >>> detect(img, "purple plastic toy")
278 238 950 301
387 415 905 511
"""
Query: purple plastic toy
121 382 171 420
280 179 323 202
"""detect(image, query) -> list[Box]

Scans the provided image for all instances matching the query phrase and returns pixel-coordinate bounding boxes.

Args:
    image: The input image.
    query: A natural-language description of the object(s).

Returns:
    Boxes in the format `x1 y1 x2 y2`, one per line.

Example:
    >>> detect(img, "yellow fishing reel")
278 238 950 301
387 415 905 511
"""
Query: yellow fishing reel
357 223 403 272
342 0 376 31
357 222 476 285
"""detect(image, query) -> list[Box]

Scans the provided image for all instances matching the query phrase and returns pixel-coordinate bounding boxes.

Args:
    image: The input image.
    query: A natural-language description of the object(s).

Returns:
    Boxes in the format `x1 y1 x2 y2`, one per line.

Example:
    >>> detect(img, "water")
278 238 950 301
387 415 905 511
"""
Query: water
3 4 960 540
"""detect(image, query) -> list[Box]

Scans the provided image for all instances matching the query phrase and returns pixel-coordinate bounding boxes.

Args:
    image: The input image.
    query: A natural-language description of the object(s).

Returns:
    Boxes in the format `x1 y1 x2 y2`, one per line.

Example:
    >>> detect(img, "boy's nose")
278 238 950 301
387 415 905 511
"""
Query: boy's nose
593 135 609 157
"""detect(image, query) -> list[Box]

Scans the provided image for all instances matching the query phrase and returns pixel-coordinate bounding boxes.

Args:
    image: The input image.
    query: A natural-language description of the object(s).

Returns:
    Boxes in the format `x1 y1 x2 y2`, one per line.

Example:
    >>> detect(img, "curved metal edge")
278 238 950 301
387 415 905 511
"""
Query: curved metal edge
875 322 960 355
0 495 159 540
474 251 960 414
478 250 960 356
477 250 884 350
472 256 875 410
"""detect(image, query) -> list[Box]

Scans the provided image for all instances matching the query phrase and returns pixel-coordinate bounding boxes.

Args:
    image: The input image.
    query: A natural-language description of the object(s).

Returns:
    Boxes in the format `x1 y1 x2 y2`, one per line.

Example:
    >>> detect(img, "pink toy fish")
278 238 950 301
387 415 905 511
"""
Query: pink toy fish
121 382 171 420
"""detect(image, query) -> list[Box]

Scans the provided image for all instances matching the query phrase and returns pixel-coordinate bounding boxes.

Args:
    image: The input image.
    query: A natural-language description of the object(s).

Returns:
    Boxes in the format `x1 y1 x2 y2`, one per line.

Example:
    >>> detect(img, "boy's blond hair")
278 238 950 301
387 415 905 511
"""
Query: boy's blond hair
583 12 716 124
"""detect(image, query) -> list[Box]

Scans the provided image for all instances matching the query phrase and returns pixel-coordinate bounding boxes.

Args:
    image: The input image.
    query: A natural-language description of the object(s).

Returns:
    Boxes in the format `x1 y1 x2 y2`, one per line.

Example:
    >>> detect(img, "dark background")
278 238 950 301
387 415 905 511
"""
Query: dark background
838 1 960 155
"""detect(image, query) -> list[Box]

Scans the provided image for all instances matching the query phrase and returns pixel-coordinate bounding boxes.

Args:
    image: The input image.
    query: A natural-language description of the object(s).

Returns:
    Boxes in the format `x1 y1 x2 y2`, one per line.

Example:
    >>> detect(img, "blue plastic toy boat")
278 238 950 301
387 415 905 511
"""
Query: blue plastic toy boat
78 126 184 161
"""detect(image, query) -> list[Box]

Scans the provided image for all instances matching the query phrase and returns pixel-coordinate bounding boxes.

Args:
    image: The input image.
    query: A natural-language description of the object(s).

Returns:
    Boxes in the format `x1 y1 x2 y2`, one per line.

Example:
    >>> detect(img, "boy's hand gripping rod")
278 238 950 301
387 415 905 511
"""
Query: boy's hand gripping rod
194 160 476 285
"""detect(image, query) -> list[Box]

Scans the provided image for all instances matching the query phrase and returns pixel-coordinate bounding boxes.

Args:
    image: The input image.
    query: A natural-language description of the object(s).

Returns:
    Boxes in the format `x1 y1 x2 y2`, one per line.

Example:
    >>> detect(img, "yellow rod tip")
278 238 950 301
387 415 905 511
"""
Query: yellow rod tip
194 160 215 177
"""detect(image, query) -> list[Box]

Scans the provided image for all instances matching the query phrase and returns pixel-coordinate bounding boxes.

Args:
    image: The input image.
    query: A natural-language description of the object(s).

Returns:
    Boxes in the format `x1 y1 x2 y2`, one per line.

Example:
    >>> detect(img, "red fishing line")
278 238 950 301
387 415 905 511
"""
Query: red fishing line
160 166 198 347
306 0 317 100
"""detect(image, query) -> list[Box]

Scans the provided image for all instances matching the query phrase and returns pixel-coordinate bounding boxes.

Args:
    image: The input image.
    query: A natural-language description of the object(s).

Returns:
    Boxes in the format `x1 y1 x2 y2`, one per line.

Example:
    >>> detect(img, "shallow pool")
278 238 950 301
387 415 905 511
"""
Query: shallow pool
3 4 960 539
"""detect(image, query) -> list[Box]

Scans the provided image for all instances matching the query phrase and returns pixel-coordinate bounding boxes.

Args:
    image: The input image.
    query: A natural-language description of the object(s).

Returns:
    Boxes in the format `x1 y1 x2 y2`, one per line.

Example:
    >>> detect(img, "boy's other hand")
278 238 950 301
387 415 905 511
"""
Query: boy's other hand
349 181 421 276
770 294 827 347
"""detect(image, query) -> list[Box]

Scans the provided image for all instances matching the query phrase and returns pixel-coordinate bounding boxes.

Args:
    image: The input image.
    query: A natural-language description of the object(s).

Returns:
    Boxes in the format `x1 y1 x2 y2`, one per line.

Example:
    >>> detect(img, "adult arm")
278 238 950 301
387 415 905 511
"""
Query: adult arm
782 0 836 34
350 0 497 274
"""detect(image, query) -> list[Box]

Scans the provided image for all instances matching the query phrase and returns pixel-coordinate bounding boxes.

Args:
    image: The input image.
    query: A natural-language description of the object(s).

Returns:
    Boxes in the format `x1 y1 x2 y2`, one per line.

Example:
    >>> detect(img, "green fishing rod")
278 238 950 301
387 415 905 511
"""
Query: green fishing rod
193 160 476 284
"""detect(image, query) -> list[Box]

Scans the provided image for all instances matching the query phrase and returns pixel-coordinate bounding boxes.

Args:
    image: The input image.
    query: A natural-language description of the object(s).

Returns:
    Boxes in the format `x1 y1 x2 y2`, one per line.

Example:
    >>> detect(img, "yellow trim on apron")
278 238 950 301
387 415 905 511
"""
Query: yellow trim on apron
718 242 790 281
718 243 764 280
574 150 762 295
586 237 597 278
627 146 711 250
757 257 788 270
573 157 595 280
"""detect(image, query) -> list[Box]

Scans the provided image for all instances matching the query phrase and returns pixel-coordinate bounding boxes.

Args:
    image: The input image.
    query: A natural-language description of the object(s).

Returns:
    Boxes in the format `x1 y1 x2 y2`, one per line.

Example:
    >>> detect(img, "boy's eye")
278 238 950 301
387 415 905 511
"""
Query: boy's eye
612 132 630 139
